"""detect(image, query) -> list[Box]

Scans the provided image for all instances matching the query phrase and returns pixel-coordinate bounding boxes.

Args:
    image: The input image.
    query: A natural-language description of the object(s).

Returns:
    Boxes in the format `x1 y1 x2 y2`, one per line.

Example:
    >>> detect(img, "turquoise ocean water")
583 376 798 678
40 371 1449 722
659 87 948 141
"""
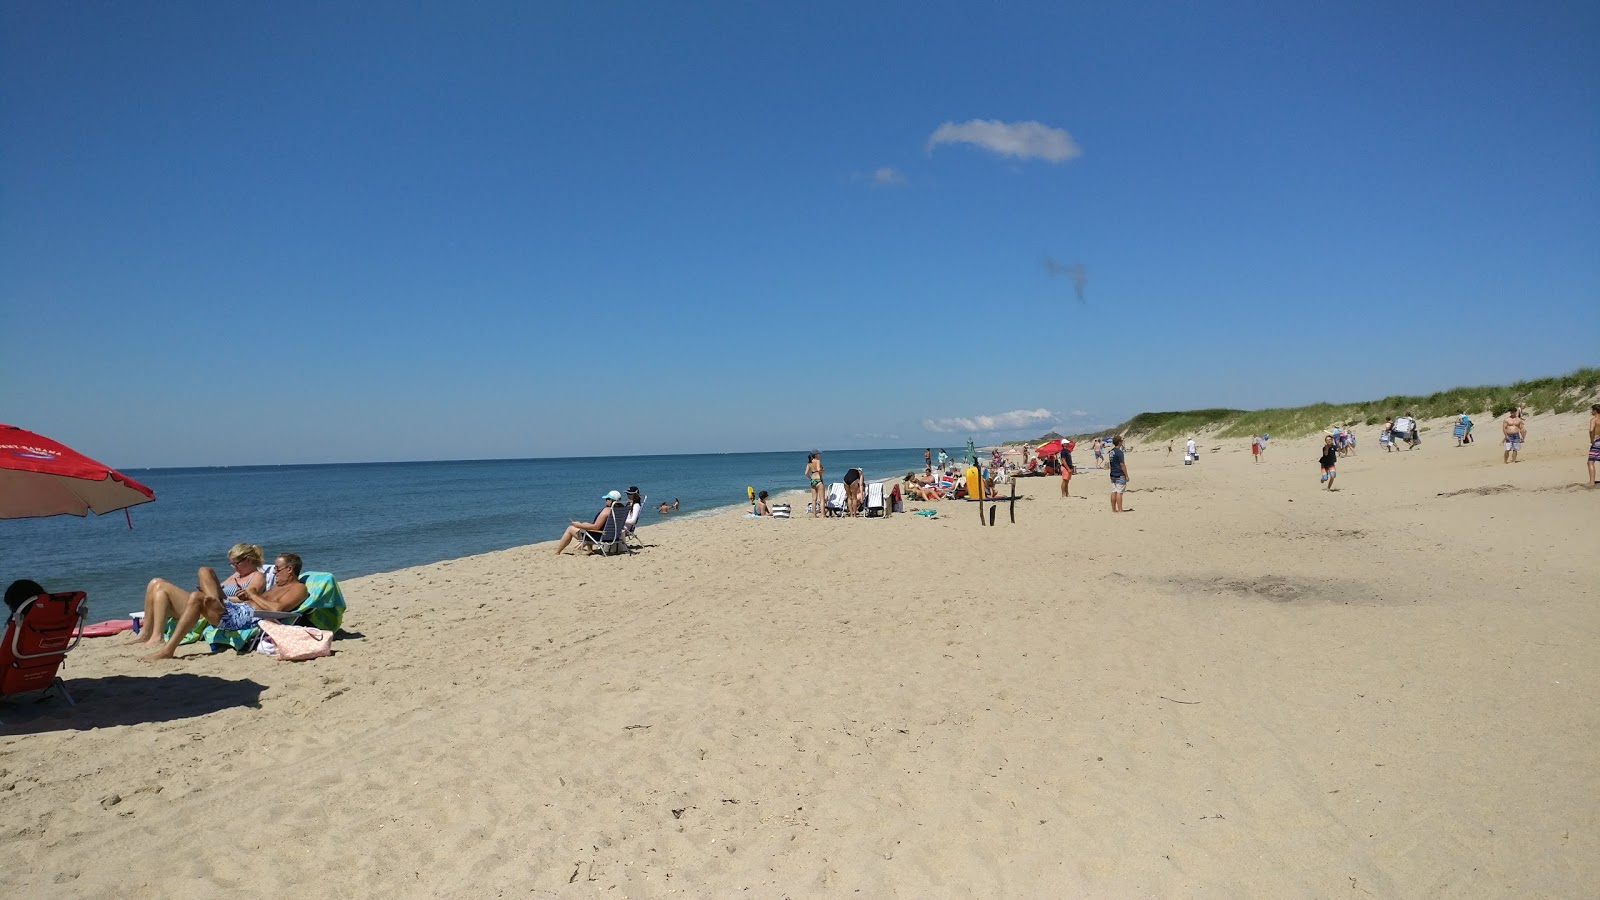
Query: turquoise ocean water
5 448 936 619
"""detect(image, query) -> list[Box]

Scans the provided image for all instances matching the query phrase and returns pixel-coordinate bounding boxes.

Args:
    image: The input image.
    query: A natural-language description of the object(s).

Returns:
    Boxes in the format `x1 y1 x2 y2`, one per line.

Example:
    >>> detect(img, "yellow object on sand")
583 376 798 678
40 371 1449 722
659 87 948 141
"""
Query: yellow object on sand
965 466 981 500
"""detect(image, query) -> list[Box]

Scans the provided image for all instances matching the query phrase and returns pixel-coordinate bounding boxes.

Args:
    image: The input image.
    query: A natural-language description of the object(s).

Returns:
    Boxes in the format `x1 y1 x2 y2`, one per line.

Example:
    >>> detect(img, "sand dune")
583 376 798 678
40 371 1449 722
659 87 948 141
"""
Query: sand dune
2 413 1595 898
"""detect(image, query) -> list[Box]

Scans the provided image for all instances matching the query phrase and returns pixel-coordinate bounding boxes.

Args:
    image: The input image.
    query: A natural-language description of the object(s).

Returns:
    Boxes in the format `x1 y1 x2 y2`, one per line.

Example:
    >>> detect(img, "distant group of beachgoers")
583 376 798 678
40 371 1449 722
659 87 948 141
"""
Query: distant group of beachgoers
561 404 1600 545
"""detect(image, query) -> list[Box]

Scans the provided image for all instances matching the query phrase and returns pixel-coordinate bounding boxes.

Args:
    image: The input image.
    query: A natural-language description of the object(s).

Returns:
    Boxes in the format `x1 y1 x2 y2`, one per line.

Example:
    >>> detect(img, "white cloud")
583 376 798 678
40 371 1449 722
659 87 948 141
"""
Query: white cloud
922 408 1055 434
927 119 1081 163
1071 410 1088 417
871 166 907 187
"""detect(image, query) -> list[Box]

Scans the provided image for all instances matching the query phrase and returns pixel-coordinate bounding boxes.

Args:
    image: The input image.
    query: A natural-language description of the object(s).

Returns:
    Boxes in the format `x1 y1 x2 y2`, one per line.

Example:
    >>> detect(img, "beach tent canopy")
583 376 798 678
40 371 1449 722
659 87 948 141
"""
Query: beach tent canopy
1036 439 1063 456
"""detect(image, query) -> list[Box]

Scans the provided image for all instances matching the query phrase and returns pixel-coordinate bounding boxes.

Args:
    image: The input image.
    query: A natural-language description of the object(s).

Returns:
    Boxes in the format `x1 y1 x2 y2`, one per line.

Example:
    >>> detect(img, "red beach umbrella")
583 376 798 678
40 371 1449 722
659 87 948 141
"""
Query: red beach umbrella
0 423 154 520
1036 439 1063 456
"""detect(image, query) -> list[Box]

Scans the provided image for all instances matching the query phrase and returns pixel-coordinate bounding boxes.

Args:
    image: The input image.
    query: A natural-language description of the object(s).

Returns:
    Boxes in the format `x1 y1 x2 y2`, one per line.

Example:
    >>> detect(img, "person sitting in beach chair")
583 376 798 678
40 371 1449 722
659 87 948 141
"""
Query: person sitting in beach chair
577 499 630 556
556 491 623 554
3 580 87 706
139 554 310 661
133 543 275 648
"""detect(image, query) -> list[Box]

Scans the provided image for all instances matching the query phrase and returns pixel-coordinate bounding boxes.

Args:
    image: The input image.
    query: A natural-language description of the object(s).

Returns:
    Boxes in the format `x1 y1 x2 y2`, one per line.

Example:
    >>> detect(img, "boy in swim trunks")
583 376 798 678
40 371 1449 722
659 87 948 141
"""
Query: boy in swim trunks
140 554 310 661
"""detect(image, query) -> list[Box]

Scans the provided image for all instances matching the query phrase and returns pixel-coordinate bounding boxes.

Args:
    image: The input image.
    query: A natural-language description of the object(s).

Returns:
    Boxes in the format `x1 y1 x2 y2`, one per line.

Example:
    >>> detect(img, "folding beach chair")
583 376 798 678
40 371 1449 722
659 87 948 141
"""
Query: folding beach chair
864 481 887 517
824 482 847 517
1 590 87 709
579 501 631 556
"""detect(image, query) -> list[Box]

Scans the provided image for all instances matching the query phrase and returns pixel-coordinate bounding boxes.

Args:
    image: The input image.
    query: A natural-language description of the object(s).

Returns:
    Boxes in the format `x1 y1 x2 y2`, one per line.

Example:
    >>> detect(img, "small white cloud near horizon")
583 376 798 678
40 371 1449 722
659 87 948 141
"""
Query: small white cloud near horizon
922 408 1055 434
851 166 908 187
1071 410 1088 417
872 166 907 187
927 119 1081 163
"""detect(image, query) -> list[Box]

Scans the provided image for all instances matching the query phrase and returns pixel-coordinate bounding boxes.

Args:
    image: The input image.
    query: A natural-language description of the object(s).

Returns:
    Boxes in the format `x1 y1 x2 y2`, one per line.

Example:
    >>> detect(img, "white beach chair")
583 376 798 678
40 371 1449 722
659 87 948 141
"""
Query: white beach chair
824 482 847 517
864 481 886 517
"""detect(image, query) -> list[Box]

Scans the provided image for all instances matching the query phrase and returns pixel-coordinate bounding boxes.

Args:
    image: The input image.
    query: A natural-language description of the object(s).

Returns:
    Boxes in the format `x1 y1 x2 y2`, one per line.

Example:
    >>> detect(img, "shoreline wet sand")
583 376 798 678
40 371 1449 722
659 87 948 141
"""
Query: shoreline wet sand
2 413 1596 897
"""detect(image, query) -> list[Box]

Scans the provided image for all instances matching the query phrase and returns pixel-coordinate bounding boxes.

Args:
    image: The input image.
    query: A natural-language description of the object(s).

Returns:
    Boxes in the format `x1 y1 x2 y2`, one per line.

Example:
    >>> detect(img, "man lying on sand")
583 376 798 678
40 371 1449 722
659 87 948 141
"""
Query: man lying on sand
139 553 308 661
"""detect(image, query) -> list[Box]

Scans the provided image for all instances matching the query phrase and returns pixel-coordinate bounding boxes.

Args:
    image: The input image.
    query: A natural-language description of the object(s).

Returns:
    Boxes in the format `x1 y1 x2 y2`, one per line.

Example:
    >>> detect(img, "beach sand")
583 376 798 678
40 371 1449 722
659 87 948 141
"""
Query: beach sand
3 413 1596 898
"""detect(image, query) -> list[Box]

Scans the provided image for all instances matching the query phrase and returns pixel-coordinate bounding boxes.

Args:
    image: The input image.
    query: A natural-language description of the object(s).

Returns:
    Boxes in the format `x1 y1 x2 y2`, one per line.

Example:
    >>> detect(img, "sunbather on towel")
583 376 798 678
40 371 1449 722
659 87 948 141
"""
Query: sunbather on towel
139 554 309 661
131 543 273 646
556 490 621 554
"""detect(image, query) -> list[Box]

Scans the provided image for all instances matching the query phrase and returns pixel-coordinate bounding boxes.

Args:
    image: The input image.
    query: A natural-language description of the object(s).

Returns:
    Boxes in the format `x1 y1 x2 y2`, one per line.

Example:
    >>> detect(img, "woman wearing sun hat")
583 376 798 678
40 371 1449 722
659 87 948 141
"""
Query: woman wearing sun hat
554 490 622 554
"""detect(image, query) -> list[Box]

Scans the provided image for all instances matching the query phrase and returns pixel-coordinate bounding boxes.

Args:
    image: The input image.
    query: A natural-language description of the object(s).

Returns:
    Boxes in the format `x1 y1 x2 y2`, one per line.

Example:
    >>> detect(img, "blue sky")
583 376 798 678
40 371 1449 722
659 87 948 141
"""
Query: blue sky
3 2 1596 466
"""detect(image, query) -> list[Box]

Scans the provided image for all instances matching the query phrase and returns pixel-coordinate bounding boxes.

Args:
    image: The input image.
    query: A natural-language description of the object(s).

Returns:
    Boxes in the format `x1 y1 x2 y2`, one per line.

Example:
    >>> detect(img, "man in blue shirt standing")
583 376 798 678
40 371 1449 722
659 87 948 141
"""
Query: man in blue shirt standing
1108 435 1130 513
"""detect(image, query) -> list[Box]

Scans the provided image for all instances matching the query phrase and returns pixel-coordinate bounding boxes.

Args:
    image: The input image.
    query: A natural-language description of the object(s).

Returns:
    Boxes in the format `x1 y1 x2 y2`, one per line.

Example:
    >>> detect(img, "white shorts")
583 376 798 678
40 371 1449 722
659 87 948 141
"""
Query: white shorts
1504 435 1522 450
1110 479 1127 494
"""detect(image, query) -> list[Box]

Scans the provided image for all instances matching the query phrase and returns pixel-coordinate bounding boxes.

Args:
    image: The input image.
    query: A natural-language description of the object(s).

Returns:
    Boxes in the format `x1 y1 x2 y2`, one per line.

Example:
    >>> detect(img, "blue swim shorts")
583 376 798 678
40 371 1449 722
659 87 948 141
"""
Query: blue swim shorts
217 599 260 632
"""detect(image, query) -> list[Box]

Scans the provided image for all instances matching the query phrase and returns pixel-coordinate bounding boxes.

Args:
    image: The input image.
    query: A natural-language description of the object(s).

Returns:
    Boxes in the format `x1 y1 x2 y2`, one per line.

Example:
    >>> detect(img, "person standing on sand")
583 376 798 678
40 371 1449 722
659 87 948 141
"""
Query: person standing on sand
1108 435 1130 512
1251 435 1261 463
805 452 824 518
1503 407 1526 463
1319 434 1339 491
1167 441 1173 456
924 448 932 476
1587 404 1600 485
1059 443 1075 498
1185 436 1197 461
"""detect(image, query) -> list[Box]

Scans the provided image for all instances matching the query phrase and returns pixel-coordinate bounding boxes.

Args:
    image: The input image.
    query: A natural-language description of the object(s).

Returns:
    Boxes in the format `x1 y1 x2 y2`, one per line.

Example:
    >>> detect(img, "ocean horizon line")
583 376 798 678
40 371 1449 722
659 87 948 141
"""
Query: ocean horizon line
121 445 949 475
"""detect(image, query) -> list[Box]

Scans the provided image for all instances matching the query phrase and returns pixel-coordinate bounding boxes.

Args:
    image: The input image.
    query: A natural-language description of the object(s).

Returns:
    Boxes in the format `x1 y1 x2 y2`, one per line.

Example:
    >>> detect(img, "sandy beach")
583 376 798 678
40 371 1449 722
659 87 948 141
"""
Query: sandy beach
2 413 1596 898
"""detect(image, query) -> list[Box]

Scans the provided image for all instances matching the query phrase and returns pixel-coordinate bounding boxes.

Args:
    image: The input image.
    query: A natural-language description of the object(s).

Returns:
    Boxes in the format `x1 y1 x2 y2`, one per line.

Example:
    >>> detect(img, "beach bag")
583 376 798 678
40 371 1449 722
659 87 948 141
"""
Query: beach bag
256 620 334 661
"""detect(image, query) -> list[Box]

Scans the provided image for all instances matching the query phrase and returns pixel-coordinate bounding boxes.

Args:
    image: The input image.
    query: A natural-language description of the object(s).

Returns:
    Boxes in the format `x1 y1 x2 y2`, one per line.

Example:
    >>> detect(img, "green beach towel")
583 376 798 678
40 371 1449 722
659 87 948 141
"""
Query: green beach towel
174 571 347 651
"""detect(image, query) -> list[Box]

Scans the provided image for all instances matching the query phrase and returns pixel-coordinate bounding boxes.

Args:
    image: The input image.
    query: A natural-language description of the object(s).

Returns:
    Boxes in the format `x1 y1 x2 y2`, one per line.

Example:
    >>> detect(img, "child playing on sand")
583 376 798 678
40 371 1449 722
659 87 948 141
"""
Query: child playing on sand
1319 435 1338 491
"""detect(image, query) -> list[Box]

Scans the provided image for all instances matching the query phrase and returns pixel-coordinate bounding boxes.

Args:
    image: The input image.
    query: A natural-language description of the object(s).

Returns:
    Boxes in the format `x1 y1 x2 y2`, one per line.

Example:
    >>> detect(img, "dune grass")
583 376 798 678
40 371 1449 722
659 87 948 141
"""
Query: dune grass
1065 368 1600 442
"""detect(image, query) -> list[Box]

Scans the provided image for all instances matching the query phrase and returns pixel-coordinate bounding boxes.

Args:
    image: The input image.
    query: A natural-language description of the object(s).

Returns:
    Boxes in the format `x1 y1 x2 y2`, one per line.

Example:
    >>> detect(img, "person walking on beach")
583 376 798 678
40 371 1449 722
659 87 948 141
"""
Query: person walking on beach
805 452 824 517
1185 436 1197 461
1319 434 1339 491
1503 406 1526 463
1059 443 1075 498
1251 435 1262 463
924 448 932 476
1108 435 1130 512
1587 404 1600 485
1167 440 1173 456
937 448 949 473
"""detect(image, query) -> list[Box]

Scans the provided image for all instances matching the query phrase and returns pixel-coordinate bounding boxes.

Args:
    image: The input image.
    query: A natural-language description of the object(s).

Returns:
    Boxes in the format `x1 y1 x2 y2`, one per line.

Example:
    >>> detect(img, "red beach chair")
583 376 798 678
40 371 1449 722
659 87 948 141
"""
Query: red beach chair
1 591 87 707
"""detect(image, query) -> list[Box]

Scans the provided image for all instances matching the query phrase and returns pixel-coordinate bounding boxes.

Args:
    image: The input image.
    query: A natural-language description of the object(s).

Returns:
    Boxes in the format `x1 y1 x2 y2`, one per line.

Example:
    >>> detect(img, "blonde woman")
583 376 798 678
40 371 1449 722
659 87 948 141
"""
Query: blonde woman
130 543 274 646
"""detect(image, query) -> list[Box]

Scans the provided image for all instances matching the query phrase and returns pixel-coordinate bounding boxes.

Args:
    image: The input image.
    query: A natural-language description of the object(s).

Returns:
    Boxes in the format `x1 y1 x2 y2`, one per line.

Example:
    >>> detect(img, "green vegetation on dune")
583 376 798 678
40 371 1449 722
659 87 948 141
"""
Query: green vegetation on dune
1061 368 1600 442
